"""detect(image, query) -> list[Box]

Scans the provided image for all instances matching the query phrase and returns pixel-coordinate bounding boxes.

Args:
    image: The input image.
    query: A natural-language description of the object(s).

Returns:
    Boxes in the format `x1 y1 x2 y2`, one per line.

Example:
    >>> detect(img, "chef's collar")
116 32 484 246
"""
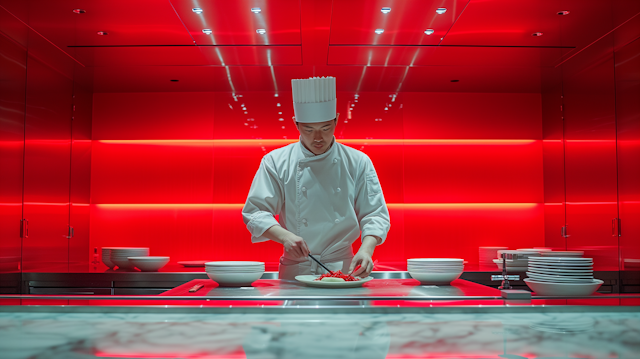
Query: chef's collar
299 136 336 159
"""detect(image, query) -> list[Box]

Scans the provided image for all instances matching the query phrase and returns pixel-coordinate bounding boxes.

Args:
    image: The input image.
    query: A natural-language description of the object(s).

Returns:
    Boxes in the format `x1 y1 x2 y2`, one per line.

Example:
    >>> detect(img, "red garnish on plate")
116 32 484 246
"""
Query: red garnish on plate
314 270 360 281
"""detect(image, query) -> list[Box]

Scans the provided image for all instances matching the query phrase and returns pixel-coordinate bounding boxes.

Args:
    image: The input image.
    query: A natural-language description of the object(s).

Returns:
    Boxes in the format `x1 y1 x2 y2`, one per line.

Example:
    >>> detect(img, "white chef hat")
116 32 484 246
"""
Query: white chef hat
291 76 336 123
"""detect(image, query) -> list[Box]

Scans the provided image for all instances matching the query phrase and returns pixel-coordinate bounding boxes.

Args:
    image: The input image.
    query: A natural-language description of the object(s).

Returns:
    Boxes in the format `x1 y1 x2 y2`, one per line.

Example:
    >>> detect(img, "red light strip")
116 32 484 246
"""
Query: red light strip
96 139 537 146
95 204 243 209
95 203 539 209
389 203 539 209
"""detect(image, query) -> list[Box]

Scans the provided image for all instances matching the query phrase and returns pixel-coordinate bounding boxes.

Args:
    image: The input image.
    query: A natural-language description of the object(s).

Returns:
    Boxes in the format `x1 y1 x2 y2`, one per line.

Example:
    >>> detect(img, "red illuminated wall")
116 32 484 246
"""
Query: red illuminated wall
89 91 544 269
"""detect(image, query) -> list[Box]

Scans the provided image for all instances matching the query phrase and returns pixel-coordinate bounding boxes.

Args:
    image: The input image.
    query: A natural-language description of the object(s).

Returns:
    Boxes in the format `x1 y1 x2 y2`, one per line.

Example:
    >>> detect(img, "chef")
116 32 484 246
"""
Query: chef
242 76 390 280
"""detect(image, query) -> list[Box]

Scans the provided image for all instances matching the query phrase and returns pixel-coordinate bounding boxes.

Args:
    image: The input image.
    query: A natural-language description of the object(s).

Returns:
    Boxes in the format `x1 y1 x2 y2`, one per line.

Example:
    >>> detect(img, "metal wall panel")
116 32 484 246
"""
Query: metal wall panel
22 56 72 272
562 34 619 271
0 33 26 278
615 37 640 275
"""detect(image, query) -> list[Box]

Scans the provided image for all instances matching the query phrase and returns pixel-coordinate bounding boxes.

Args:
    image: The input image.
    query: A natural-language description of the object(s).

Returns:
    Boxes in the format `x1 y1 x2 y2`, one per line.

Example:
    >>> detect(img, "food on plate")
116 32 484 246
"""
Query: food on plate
314 270 360 282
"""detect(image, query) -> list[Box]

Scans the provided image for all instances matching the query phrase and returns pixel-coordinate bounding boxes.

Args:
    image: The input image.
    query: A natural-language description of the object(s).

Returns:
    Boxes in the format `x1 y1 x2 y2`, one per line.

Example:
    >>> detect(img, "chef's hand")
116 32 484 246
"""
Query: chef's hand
349 251 374 278
281 233 311 259
263 225 310 259
349 235 381 277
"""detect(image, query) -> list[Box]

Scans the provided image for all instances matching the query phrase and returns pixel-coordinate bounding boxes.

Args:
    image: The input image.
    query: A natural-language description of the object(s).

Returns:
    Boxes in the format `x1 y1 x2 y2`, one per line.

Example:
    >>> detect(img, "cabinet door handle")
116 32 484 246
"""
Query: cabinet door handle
21 219 29 238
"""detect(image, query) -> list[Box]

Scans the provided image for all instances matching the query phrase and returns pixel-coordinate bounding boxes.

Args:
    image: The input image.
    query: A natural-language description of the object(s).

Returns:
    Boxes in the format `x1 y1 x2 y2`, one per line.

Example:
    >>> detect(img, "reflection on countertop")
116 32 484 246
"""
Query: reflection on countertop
0 310 639 359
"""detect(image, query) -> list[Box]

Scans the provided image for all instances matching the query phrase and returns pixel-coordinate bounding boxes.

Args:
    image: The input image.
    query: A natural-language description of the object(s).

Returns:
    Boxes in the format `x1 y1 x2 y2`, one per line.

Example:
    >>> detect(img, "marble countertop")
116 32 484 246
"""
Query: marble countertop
1 309 639 359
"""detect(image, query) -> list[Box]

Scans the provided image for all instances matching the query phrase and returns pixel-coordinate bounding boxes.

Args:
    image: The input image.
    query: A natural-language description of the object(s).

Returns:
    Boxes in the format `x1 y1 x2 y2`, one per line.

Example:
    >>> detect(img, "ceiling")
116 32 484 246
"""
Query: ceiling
1 0 639 93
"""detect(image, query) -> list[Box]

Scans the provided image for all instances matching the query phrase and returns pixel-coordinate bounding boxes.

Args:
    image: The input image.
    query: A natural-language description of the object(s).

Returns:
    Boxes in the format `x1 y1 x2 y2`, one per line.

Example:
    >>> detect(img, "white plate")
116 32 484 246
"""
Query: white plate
528 263 592 269
527 272 594 283
529 257 592 262
295 275 373 288
528 267 593 275
178 261 210 267
524 278 603 296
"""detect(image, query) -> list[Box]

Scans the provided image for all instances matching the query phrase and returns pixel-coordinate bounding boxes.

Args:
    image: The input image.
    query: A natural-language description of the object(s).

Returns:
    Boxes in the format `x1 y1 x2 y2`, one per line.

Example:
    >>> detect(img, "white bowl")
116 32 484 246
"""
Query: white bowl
128 256 170 271
407 268 464 273
205 268 264 274
205 261 264 267
207 271 264 286
524 278 603 296
408 258 464 263
408 271 462 285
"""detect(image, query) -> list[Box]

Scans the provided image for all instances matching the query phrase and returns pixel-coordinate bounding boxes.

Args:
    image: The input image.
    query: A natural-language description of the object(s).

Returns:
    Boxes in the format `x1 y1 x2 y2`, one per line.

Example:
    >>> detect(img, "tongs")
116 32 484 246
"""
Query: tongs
308 254 334 275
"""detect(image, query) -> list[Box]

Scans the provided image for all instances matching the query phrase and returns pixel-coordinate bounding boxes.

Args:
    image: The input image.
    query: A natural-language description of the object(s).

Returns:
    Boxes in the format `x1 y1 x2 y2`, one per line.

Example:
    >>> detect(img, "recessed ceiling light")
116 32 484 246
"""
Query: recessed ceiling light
279 118 284 121
192 8 203 14
381 7 391 14
424 29 435 35
202 29 212 35
72 9 86 14
532 32 543 36
96 31 108 35
557 10 570 15
274 94 279 97
256 29 266 34
251 7 261 14
277 103 281 107
436 8 447 14
375 29 384 34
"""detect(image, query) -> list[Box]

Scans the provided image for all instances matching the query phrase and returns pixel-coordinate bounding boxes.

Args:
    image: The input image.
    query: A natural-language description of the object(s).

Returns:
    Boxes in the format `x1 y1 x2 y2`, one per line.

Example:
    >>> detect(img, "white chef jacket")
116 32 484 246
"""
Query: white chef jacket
242 137 391 279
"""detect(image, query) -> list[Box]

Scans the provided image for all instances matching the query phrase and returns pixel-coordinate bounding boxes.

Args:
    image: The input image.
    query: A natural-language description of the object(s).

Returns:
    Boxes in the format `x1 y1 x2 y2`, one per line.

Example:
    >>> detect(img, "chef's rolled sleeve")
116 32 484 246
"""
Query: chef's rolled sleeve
242 156 283 243
355 157 391 244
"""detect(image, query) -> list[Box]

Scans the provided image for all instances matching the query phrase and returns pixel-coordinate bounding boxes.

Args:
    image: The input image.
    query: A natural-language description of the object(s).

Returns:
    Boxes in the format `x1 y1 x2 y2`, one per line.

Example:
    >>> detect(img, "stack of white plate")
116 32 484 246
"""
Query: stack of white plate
407 258 464 285
109 247 150 269
541 250 584 258
525 257 603 296
205 261 265 287
479 247 508 266
101 247 116 269
493 250 540 272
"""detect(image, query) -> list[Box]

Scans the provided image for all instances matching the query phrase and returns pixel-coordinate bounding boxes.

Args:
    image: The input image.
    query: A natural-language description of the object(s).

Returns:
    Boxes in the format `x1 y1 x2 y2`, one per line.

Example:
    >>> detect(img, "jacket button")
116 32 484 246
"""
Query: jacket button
333 158 338 163
301 186 307 192
335 219 340 223
336 187 341 193
302 218 307 224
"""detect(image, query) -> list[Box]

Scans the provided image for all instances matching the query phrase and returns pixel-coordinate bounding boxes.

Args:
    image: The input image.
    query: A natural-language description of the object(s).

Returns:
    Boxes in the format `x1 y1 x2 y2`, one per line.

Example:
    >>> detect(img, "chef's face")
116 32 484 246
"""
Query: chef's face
297 117 337 155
